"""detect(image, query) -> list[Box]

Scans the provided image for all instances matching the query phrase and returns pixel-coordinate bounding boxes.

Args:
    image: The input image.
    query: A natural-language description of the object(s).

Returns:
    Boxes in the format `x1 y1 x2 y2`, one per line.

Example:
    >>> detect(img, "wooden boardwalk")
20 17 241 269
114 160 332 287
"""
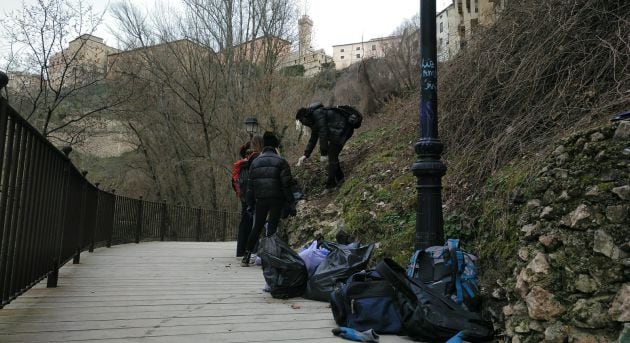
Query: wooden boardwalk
0 242 412 343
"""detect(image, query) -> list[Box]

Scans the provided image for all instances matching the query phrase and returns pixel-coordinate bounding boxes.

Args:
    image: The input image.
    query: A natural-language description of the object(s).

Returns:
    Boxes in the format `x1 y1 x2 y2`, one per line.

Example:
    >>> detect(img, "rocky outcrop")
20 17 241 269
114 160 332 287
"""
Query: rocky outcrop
502 121 629 342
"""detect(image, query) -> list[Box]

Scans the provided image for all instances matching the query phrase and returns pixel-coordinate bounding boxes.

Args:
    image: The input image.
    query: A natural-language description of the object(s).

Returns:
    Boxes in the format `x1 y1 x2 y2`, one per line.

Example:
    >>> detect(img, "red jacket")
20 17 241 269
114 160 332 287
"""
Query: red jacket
231 158 248 197
231 151 260 198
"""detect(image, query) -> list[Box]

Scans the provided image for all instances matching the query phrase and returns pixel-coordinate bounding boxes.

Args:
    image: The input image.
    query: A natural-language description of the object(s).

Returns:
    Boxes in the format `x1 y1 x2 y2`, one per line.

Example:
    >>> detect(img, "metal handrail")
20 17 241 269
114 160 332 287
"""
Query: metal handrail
0 94 238 308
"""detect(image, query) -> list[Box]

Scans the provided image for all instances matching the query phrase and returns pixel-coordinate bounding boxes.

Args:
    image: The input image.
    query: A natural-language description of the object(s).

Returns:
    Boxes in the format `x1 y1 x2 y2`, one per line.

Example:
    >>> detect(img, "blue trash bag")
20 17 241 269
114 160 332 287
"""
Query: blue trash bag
298 240 330 277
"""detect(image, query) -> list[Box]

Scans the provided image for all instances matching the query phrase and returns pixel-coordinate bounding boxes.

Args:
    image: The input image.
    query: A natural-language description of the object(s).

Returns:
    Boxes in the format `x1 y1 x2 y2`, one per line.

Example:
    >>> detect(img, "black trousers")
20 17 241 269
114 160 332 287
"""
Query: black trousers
236 201 253 257
326 142 344 188
245 198 284 252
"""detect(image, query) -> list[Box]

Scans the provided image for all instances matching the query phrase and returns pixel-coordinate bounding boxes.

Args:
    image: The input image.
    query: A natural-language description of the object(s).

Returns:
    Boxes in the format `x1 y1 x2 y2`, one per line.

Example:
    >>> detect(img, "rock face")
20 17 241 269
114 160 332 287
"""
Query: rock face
502 122 629 342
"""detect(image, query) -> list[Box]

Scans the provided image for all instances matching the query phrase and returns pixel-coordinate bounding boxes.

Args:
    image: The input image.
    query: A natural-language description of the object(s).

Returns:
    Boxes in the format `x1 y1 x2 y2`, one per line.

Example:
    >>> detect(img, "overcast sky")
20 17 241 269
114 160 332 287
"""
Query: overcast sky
3 0 452 57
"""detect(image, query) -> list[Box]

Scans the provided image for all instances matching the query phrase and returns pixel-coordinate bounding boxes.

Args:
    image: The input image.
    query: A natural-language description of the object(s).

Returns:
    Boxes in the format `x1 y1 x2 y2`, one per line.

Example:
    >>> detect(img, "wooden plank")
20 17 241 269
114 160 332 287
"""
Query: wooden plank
0 242 412 342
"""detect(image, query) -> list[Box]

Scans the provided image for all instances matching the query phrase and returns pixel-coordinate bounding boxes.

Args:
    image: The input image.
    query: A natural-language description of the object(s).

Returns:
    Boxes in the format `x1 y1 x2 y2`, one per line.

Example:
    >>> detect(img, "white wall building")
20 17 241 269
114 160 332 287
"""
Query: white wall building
332 36 400 70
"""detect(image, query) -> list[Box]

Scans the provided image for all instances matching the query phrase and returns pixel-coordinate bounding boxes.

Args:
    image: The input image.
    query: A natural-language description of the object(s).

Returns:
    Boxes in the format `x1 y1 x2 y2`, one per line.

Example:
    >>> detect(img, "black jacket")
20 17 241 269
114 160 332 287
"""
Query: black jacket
302 106 353 158
246 147 295 207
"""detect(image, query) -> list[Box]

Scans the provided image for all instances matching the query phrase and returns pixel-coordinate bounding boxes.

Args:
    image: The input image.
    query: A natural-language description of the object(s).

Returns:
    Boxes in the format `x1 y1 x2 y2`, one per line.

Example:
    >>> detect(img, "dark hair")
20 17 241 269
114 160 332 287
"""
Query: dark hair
296 107 309 121
263 131 280 148
239 142 251 158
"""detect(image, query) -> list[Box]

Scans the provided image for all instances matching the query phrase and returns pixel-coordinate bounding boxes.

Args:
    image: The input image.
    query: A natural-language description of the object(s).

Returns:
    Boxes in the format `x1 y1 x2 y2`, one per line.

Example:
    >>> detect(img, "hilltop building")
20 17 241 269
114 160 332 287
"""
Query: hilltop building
332 36 400 70
276 15 333 77
48 34 119 87
330 0 507 68
6 71 41 92
106 39 214 80
441 0 507 60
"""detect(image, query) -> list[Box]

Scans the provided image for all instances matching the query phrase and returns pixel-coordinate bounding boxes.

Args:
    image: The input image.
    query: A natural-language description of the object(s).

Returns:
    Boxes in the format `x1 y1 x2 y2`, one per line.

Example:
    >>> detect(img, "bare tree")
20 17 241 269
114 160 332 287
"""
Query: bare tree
107 0 301 210
1 0 132 144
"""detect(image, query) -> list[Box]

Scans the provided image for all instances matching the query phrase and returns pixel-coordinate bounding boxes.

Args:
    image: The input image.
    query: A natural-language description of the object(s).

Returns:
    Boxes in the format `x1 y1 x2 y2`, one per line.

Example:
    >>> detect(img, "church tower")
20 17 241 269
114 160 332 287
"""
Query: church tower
298 15 313 57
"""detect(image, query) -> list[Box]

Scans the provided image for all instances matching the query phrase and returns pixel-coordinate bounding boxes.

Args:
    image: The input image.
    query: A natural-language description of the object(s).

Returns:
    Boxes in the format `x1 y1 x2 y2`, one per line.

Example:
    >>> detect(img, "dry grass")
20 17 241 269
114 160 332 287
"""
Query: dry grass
434 0 630 208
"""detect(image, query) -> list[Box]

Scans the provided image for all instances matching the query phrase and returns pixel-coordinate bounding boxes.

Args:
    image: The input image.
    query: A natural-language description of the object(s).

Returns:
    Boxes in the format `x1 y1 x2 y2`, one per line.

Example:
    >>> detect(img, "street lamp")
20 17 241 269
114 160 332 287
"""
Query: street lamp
412 0 447 250
244 117 259 139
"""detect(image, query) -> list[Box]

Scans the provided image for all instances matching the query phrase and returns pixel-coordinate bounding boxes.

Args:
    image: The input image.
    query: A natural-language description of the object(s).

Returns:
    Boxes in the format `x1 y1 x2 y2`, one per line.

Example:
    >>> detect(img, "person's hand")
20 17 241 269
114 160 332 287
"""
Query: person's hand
319 155 328 163
296 155 307 166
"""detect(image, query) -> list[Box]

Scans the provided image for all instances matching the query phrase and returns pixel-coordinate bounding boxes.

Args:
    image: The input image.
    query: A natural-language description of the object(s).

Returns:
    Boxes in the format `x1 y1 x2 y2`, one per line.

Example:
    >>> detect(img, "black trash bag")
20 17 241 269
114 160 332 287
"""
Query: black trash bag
376 258 494 342
259 234 308 299
304 242 375 302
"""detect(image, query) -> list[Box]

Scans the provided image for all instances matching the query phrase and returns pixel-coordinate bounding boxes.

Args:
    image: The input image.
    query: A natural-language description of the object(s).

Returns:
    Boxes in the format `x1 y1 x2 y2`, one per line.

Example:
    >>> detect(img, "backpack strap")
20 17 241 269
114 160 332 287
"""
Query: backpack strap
376 259 418 303
454 250 465 304
376 259 468 312
406 250 422 278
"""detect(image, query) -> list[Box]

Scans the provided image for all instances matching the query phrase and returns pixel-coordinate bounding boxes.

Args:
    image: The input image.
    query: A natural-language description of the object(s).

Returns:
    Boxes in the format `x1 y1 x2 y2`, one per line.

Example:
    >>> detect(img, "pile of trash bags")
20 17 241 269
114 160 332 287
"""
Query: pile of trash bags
259 231 374 301
258 233 495 342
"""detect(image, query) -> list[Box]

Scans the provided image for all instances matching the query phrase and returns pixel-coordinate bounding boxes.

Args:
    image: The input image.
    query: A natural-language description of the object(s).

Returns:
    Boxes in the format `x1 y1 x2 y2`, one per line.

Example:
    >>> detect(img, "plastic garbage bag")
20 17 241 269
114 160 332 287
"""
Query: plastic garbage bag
298 240 330 277
304 242 375 302
259 234 308 299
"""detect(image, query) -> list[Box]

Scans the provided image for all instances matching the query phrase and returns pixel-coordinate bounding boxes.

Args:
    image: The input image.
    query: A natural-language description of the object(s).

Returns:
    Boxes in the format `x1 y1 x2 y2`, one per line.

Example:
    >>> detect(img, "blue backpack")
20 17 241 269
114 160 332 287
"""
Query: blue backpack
407 238 481 312
329 269 402 334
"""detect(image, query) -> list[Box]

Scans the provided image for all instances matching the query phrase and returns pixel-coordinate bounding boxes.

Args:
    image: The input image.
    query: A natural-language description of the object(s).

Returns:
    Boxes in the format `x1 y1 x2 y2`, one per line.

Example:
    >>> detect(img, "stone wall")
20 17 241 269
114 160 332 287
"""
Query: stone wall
502 121 629 342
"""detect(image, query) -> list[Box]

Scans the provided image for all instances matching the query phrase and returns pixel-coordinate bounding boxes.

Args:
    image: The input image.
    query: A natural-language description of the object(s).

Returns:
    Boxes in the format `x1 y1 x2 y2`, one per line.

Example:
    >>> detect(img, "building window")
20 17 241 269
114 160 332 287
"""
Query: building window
340 56 344 59
340 48 344 52
356 54 360 58
371 45 376 50
475 0 479 12
466 0 471 13
356 47 360 50
440 22 443 32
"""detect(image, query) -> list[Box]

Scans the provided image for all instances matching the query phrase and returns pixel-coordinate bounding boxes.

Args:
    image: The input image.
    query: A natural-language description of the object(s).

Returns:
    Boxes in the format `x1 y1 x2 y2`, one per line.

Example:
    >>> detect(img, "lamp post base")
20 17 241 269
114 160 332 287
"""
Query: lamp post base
412 138 447 250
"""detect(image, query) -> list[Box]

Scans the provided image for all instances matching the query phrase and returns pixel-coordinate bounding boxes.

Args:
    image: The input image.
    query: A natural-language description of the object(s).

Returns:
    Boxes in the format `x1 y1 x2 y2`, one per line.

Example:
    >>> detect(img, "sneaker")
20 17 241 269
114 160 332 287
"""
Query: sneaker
241 252 251 267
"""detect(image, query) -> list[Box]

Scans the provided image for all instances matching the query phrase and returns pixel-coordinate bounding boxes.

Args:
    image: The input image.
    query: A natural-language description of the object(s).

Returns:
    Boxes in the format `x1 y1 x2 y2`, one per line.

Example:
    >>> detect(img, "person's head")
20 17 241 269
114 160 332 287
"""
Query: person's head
239 142 251 158
250 135 264 153
263 131 280 149
295 107 311 126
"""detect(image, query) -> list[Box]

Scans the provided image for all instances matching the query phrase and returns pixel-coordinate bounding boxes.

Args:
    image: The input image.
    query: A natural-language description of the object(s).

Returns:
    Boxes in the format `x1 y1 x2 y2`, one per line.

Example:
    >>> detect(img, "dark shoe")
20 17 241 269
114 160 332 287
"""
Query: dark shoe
241 251 251 267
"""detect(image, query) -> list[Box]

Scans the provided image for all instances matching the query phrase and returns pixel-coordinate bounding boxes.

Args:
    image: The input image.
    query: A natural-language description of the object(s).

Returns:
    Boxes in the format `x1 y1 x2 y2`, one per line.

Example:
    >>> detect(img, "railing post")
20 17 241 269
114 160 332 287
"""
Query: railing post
221 211 227 241
160 200 167 242
89 182 100 253
106 190 116 248
73 170 88 264
48 146 72 288
46 259 59 288
196 208 202 242
135 196 143 244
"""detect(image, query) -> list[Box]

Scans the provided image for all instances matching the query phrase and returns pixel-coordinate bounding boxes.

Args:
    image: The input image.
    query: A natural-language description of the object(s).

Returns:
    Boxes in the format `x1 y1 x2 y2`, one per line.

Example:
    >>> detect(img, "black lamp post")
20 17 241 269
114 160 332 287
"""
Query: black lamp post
244 117 259 139
412 0 447 250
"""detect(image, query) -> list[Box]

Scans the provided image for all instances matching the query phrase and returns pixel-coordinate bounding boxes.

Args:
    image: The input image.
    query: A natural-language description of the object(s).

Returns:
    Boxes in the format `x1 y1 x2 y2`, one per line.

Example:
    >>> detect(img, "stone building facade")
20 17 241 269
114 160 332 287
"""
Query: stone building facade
441 0 507 59
48 34 119 87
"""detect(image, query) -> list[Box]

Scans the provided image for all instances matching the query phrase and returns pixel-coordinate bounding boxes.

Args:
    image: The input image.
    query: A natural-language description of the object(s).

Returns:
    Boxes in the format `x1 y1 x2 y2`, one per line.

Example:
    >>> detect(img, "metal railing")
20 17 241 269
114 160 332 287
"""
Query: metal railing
0 95 238 308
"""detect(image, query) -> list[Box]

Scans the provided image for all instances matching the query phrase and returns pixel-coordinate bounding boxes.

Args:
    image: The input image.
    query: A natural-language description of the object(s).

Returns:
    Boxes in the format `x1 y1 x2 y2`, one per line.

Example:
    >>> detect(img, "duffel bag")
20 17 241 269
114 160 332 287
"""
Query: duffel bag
330 269 402 334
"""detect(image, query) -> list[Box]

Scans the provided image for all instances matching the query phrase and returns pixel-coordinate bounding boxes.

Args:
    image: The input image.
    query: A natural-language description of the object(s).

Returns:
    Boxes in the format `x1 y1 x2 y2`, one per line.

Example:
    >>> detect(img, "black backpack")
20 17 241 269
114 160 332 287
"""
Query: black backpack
236 160 250 201
376 258 494 342
335 105 363 129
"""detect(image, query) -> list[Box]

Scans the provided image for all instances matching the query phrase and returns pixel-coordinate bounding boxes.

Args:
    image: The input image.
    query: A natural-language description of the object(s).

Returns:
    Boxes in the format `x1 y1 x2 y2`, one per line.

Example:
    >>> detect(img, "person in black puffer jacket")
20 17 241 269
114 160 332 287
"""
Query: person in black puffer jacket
241 132 295 267
295 102 354 191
